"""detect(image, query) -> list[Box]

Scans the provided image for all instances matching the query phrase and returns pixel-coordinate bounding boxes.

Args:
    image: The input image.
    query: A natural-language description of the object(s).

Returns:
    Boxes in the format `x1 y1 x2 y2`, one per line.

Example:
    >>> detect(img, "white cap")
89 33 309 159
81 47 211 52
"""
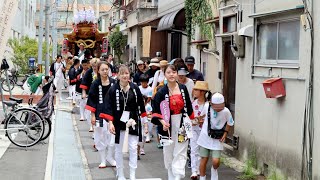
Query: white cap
211 92 225 104
137 60 144 65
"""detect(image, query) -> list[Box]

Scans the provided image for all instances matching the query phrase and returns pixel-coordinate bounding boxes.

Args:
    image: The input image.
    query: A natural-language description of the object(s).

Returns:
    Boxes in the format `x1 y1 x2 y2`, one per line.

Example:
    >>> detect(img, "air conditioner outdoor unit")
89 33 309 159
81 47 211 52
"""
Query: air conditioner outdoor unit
231 32 245 58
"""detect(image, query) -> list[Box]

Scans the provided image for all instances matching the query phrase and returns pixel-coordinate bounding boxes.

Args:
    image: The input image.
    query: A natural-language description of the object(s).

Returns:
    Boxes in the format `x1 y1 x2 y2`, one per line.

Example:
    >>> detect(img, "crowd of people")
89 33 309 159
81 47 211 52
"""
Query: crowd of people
49 51 234 180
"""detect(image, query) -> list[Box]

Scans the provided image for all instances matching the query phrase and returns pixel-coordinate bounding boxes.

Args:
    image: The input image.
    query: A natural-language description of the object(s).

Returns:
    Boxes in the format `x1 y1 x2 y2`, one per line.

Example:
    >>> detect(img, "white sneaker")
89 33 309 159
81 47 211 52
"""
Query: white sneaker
66 97 72 100
98 162 107 168
190 172 198 179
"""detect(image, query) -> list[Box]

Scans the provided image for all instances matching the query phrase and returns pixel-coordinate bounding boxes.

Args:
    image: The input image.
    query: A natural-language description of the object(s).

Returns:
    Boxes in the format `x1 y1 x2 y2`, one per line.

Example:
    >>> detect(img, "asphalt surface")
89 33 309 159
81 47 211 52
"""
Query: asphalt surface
72 104 241 180
0 89 241 180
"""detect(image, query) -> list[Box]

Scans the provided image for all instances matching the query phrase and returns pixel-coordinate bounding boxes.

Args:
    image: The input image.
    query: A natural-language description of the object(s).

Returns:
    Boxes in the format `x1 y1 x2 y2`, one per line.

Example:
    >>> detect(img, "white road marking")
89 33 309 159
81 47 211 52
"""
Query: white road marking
44 113 55 180
0 127 11 159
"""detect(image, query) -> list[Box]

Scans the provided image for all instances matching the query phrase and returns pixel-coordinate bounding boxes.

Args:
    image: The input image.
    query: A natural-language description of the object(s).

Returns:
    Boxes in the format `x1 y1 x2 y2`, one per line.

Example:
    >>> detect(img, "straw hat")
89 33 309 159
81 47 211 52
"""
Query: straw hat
149 58 160 67
193 81 209 91
160 60 168 67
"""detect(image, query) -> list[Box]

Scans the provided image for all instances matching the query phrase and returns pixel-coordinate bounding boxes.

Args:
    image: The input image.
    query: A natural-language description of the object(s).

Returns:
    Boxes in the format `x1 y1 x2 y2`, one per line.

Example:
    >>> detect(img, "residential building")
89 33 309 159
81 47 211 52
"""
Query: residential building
198 0 318 179
110 0 159 62
156 0 187 61
1 0 37 65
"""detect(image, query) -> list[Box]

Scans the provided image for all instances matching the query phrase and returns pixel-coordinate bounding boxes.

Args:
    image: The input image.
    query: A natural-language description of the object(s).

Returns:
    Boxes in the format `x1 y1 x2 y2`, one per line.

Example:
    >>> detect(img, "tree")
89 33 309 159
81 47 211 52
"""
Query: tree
109 26 127 64
8 36 51 74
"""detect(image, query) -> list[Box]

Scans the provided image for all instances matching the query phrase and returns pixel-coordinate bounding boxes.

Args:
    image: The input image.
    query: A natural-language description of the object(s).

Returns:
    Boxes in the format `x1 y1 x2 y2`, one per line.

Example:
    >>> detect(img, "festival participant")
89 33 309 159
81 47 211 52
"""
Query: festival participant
67 58 81 104
86 61 116 168
137 74 152 158
80 58 100 132
151 60 168 96
177 65 194 101
190 81 211 179
151 64 194 180
75 59 88 121
78 43 86 61
50 55 66 101
198 93 234 180
133 60 146 85
100 65 148 180
146 58 160 86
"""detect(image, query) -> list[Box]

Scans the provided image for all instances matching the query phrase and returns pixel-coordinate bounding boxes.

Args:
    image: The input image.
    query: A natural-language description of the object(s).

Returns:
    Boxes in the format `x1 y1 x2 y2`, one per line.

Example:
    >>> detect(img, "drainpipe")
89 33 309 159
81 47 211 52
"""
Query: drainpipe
250 0 256 79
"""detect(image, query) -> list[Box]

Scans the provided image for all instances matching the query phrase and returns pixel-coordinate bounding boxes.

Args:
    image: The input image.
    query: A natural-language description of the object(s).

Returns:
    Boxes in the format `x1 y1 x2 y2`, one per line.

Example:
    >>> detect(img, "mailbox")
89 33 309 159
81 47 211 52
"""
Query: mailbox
29 57 36 69
262 78 286 98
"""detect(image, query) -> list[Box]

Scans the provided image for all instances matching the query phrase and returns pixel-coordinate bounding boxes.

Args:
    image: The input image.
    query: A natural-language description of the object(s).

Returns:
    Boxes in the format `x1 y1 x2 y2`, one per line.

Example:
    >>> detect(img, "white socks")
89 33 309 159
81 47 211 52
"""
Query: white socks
168 168 175 180
106 146 116 166
200 176 206 180
117 168 126 180
211 167 219 180
130 167 136 180
98 149 106 168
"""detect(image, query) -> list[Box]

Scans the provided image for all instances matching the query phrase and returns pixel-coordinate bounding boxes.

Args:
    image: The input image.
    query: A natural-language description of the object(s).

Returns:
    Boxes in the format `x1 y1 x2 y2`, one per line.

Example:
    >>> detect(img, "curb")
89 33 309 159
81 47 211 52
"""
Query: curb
72 113 93 180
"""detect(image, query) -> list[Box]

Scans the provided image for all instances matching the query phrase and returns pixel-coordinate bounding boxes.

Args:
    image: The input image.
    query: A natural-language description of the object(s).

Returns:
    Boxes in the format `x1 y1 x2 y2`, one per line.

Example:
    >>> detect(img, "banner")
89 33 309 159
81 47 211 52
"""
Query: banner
0 0 19 62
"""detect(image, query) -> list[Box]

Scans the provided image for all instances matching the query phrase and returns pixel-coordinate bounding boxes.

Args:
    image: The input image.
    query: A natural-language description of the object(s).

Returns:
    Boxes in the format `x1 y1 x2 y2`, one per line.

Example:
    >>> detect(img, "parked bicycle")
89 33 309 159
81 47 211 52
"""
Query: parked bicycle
0 97 45 147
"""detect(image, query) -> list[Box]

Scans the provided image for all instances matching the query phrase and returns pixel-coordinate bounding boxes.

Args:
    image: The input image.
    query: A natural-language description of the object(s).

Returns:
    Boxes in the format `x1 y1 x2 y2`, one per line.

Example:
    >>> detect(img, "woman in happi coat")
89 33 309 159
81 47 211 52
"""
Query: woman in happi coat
151 64 194 180
80 58 100 132
100 65 148 180
86 61 116 168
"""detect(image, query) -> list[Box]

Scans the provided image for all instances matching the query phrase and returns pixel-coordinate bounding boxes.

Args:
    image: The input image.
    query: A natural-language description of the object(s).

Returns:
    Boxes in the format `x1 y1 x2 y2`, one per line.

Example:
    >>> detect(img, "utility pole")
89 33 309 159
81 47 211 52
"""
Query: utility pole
37 0 44 72
52 0 58 62
45 0 50 75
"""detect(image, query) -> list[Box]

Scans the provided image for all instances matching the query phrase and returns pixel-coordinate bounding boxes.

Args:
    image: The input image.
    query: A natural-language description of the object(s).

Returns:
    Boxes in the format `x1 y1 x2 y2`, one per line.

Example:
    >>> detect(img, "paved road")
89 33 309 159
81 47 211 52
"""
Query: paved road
0 91 241 180
72 98 241 179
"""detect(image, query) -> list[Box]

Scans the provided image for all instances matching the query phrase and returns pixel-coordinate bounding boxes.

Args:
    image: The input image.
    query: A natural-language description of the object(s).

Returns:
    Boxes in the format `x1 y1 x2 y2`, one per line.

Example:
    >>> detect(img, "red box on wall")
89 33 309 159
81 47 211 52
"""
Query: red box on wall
262 78 286 98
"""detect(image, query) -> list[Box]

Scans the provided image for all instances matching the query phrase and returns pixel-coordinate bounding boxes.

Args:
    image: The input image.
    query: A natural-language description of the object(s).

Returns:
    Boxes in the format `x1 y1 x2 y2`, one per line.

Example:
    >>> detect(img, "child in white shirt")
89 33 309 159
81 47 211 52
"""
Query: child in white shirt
138 74 153 158
190 81 211 179
197 93 234 180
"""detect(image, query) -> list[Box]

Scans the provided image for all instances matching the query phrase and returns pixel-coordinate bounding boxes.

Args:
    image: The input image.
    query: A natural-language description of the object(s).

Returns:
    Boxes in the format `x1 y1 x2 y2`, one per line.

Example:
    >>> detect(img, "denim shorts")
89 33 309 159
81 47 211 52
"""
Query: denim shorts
199 146 221 158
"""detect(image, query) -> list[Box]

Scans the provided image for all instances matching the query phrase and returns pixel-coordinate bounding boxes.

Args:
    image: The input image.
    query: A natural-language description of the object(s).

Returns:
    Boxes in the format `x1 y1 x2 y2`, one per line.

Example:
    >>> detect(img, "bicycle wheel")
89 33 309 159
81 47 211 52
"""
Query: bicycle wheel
1 78 15 92
29 118 52 141
5 108 45 147
41 118 52 141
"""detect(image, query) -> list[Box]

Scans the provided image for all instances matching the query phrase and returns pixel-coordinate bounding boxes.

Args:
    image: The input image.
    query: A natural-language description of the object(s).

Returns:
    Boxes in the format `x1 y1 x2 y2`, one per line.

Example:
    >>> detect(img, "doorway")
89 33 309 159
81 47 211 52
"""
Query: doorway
223 40 237 142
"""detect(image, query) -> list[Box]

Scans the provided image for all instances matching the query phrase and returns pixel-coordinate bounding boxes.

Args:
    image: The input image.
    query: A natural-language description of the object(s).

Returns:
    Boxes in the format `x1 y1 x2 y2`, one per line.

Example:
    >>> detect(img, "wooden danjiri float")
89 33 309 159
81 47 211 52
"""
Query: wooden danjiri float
61 8 108 60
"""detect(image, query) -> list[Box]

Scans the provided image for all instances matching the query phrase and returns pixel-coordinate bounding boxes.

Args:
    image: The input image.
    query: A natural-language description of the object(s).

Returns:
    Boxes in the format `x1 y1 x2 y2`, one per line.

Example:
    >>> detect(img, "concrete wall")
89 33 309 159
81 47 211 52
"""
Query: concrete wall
158 0 184 17
208 0 311 178
312 0 320 179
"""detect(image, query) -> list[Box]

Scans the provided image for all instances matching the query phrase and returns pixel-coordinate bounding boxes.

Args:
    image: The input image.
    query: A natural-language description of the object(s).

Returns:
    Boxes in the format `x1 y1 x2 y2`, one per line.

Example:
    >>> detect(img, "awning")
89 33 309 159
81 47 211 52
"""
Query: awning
157 9 183 31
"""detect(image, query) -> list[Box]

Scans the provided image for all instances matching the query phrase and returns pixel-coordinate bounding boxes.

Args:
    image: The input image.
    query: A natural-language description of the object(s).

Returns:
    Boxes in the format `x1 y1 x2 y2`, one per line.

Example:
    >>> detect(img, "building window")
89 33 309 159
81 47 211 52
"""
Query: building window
223 16 237 33
257 19 300 64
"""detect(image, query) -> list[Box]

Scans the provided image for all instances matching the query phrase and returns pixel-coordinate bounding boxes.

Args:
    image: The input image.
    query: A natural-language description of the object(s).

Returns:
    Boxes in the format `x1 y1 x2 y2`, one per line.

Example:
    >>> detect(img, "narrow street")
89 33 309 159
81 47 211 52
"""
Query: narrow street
0 90 241 179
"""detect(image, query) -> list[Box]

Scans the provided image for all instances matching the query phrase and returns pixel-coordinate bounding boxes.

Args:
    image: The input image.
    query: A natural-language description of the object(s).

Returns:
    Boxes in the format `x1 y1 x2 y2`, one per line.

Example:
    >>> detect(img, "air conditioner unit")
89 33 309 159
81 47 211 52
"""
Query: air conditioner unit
231 32 245 58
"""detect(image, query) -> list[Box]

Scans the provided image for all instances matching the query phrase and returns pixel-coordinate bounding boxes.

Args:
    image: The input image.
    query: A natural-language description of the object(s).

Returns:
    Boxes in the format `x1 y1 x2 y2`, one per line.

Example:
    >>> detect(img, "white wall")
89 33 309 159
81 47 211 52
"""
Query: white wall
158 0 184 17
207 0 311 178
312 0 320 179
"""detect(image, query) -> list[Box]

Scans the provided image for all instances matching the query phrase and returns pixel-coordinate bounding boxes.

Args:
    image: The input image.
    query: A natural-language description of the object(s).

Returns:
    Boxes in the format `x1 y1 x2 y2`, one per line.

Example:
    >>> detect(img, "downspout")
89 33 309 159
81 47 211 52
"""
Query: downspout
251 0 256 79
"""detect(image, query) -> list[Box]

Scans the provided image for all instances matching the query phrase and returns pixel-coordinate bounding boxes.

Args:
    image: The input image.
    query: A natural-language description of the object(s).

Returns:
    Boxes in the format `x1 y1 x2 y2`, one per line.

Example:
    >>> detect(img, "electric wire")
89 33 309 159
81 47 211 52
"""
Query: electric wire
301 0 314 179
